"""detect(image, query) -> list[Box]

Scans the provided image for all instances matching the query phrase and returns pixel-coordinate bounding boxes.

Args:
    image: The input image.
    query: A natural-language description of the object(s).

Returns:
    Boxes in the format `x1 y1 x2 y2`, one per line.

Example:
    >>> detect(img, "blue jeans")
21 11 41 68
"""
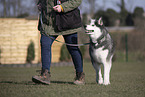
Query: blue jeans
40 33 83 73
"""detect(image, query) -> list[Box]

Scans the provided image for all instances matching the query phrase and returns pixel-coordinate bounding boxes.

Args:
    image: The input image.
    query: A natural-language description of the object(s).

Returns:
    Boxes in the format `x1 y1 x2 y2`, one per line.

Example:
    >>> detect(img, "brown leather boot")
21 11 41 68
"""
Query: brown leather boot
74 72 85 85
32 69 51 85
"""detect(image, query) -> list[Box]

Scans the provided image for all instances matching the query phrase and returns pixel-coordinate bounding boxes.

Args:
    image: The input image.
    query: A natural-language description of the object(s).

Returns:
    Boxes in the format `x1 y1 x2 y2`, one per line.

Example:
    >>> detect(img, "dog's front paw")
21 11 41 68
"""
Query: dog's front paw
103 82 110 85
98 79 103 85
96 79 103 85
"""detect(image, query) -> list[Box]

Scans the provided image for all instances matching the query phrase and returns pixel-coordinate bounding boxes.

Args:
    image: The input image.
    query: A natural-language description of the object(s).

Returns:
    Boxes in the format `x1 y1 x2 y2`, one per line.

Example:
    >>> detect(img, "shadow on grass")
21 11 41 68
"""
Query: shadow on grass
0 80 74 85
0 81 35 85
51 81 74 85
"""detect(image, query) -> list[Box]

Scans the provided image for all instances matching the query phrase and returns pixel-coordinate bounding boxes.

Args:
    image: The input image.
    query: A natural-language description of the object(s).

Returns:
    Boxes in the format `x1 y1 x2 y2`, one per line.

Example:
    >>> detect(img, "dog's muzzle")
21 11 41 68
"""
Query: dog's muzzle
85 30 94 34
84 25 94 34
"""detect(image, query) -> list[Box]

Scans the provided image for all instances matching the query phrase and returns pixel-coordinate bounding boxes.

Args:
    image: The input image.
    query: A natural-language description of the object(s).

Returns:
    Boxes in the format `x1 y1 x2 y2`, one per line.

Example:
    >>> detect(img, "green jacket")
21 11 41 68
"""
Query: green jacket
39 0 82 35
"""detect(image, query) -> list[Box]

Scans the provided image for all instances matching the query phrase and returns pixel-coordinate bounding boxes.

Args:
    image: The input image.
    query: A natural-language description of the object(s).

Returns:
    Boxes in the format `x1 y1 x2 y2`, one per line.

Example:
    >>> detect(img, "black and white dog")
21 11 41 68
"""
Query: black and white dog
85 18 115 85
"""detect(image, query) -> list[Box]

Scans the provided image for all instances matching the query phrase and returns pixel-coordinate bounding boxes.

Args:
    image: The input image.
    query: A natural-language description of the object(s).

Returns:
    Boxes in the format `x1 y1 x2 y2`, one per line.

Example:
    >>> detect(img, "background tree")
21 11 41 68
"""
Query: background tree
26 41 35 63
106 9 120 26
17 0 21 16
1 0 7 17
133 7 144 19
94 10 109 26
117 0 128 26
125 13 134 26
88 0 95 16
11 0 17 16
0 0 22 17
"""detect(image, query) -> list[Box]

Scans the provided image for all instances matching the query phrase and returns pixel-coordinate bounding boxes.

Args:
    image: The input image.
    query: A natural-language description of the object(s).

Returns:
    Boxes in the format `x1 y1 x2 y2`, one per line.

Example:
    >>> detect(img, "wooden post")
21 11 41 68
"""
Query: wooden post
125 33 128 62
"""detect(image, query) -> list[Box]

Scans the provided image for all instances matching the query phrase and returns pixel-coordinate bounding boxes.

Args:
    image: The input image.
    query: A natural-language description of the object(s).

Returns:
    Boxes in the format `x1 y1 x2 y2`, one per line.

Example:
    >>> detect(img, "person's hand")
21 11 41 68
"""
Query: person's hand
53 5 62 13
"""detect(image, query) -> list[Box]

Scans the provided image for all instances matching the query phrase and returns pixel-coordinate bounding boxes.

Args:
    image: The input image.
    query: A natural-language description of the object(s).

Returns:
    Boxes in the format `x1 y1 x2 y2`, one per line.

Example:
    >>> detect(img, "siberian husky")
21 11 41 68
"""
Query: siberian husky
85 18 115 85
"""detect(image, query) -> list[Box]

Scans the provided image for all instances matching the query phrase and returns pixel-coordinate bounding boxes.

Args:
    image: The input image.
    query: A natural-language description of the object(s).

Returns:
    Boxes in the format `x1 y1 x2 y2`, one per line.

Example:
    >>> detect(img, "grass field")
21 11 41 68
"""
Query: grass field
0 62 145 97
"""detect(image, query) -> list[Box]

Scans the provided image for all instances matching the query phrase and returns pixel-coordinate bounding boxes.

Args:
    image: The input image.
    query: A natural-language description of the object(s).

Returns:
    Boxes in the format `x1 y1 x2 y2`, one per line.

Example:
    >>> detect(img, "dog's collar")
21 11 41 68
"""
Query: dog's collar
90 33 106 49
91 39 107 49
96 26 108 43
90 35 105 45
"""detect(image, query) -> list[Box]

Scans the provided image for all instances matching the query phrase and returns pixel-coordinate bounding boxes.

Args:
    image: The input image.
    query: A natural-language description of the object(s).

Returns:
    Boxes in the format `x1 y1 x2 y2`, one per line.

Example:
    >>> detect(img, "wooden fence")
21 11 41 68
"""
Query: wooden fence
0 18 63 64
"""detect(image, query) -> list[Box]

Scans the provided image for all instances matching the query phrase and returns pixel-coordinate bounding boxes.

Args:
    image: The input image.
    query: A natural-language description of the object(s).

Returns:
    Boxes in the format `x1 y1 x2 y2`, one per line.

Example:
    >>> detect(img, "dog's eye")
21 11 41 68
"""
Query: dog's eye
92 25 94 26
91 30 94 32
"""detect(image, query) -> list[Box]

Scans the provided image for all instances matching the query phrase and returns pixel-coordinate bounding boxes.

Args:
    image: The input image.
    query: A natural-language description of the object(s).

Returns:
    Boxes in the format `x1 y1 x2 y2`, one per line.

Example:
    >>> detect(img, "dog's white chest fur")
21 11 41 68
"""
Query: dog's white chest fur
90 47 109 63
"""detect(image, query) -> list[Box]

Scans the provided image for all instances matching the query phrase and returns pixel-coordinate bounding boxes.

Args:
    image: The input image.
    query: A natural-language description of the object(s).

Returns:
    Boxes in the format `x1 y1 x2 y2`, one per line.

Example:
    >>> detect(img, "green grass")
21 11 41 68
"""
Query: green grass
0 62 145 97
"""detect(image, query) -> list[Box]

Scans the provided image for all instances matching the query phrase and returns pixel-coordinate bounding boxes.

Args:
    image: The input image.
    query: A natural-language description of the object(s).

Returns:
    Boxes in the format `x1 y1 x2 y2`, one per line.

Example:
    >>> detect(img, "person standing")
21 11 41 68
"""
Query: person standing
32 0 85 85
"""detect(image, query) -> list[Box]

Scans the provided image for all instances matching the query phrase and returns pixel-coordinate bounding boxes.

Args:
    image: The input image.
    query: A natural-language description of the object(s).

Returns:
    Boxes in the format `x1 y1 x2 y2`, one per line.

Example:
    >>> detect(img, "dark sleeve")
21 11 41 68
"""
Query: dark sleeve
61 0 82 12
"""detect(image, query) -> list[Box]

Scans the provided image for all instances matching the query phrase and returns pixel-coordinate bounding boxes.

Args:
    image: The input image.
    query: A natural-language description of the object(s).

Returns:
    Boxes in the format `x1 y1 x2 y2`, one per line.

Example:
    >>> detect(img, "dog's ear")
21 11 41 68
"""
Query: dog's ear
98 17 103 26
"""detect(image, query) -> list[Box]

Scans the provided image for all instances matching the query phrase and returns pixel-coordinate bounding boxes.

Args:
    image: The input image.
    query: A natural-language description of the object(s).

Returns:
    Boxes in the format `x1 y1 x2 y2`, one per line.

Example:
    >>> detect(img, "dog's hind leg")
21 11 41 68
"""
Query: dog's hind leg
103 61 112 85
92 61 103 84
